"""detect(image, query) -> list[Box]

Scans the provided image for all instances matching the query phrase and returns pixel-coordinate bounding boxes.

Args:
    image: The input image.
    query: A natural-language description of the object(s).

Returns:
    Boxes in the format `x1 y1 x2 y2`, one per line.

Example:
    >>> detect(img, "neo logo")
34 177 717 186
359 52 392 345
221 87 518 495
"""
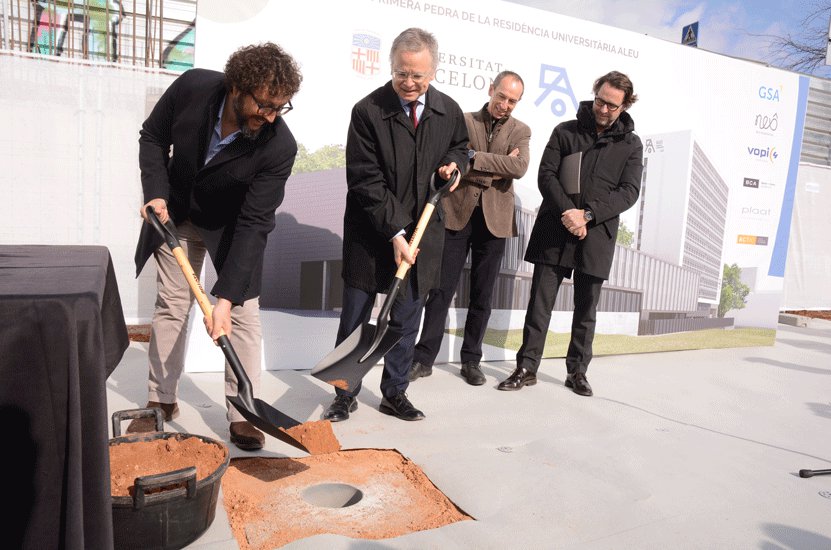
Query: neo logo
758 86 780 101
747 146 778 161
535 65 578 117
754 113 778 131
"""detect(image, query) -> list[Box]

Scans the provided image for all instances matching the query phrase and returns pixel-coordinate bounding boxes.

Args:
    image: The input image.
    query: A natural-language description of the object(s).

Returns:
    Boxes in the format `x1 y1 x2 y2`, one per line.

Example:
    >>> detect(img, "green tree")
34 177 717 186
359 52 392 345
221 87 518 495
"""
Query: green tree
616 220 634 247
291 144 346 174
718 263 751 318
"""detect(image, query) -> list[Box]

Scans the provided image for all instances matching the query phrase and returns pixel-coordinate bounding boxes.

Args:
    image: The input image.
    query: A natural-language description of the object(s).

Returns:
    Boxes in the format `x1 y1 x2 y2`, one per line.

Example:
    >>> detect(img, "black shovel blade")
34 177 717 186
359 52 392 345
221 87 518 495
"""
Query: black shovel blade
228 396 310 453
310 322 403 392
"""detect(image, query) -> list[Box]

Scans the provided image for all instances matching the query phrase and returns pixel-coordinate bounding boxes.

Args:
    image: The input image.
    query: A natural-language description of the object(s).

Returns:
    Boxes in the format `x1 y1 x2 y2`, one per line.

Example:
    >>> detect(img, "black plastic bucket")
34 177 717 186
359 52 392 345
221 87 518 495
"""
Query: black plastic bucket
110 409 230 550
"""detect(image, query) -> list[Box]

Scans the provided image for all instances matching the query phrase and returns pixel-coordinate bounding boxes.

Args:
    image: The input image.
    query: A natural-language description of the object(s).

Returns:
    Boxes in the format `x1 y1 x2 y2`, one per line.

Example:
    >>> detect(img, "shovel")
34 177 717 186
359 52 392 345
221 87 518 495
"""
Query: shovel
311 170 460 391
145 207 309 453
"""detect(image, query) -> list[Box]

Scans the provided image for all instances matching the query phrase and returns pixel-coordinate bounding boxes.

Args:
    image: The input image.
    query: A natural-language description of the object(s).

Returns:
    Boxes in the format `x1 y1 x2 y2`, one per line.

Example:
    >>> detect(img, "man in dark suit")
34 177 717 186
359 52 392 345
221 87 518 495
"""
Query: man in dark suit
130 43 302 450
410 71 531 386
322 27 468 422
498 71 642 397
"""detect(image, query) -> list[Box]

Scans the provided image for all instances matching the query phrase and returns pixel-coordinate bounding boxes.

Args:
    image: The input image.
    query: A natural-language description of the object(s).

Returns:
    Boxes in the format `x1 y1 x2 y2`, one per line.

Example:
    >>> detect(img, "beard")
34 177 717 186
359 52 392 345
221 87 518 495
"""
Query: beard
232 94 264 140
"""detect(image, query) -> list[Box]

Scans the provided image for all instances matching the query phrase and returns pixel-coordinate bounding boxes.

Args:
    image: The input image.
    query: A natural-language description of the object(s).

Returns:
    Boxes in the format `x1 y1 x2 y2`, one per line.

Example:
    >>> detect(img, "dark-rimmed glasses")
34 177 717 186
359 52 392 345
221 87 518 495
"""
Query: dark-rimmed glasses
248 92 293 116
593 96 622 112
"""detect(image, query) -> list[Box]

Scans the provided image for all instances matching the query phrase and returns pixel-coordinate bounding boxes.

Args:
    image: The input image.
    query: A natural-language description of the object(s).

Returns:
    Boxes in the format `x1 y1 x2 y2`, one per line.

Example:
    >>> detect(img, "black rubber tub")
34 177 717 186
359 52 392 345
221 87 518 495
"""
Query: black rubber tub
109 409 231 550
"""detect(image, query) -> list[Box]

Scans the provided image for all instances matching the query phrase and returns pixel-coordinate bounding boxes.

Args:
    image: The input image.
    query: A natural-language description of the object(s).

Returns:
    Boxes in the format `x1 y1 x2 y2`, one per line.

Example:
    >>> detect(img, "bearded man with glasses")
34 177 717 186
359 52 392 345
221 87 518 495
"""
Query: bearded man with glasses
498 71 642 397
131 42 302 451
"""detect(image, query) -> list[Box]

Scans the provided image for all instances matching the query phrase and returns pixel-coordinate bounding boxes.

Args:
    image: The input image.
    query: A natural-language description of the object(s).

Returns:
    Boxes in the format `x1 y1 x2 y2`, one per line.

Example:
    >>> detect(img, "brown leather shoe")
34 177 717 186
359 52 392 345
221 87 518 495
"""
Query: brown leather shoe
230 421 265 451
497 366 537 391
126 401 179 433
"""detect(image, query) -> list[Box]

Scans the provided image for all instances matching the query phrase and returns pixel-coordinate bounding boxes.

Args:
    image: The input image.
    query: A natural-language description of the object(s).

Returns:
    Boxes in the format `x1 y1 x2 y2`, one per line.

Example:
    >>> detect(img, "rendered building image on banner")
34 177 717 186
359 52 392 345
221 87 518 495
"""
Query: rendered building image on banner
181 0 808 371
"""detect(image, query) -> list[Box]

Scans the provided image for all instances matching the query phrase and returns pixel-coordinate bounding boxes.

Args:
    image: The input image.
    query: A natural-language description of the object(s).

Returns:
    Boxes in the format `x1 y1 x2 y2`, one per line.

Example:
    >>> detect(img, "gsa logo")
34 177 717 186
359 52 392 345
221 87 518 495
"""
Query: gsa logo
535 65 578 117
747 145 778 162
758 86 781 102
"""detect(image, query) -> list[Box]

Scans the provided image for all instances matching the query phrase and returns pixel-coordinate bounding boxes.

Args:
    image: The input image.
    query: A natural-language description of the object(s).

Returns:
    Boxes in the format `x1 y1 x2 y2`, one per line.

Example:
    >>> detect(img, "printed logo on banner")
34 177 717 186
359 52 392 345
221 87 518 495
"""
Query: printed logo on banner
741 205 771 217
757 85 781 102
352 32 382 77
644 138 664 155
534 65 578 117
743 177 776 190
754 112 778 134
737 234 769 246
747 145 778 162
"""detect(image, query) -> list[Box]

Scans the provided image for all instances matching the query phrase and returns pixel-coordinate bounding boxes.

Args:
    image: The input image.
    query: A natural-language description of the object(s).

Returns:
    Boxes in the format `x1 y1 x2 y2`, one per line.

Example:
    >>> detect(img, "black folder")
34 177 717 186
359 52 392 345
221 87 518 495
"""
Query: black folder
560 151 582 195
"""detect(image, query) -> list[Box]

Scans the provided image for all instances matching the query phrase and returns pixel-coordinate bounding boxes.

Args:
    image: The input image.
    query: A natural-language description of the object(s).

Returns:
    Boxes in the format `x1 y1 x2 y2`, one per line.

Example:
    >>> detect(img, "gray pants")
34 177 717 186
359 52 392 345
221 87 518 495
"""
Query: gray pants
147 221 262 423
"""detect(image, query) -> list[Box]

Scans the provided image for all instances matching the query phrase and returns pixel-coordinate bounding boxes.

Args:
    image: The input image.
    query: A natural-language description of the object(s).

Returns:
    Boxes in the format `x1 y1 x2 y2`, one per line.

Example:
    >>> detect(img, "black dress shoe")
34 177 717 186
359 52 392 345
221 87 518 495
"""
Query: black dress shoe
565 372 593 396
323 395 358 422
408 361 433 382
497 366 537 391
379 392 425 421
460 361 486 386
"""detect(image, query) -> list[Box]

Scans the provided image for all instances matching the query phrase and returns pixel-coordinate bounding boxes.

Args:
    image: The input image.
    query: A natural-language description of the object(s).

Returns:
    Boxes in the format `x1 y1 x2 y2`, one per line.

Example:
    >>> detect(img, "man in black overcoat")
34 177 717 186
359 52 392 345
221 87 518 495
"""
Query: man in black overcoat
322 28 469 421
498 71 643 397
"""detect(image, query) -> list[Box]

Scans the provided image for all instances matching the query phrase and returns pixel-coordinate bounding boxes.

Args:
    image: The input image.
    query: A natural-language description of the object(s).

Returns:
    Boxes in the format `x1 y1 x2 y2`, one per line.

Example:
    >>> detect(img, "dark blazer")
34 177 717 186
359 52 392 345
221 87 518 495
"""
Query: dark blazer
342 82 469 294
443 105 531 238
525 100 642 280
134 69 297 304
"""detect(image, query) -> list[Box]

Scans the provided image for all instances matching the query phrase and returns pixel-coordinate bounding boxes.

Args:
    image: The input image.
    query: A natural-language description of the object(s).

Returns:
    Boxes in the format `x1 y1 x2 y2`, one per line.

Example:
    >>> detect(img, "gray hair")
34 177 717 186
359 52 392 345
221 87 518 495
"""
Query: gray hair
389 28 439 72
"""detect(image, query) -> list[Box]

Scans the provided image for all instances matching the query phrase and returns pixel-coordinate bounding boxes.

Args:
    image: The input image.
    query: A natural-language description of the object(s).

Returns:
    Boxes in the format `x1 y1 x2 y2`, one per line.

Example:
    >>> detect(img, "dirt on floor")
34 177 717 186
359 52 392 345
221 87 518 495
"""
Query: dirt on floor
222 449 472 549
127 324 151 342
785 310 831 321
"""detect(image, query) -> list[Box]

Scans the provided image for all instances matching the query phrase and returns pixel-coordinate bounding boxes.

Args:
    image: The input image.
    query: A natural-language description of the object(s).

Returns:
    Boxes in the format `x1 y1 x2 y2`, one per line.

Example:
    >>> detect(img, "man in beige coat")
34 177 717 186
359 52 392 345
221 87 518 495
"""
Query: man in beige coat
410 71 531 385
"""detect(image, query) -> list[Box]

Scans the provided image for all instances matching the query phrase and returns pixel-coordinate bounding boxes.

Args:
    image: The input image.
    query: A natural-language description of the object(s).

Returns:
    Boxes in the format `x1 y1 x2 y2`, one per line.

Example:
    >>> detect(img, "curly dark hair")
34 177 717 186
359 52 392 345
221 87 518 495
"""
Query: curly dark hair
593 71 638 108
224 42 302 98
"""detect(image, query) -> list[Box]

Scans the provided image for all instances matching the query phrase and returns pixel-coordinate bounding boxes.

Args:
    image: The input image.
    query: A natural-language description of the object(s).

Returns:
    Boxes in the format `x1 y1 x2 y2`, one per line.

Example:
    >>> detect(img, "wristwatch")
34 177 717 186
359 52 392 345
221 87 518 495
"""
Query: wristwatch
468 149 476 164
583 209 594 222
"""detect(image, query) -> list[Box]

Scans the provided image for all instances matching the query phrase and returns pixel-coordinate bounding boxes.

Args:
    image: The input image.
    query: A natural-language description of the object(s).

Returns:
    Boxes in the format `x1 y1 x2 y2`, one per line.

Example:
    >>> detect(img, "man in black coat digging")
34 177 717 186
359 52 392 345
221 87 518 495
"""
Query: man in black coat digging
322 27 468 422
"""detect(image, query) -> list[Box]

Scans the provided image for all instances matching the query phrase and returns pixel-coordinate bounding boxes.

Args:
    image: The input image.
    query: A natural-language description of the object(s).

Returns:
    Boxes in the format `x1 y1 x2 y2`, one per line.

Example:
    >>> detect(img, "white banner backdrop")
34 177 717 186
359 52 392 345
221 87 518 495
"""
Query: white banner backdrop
179 0 809 371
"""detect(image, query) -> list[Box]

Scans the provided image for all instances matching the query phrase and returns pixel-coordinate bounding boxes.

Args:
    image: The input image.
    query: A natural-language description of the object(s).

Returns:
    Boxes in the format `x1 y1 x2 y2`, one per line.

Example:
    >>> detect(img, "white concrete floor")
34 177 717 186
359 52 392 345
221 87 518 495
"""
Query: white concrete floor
106 319 831 549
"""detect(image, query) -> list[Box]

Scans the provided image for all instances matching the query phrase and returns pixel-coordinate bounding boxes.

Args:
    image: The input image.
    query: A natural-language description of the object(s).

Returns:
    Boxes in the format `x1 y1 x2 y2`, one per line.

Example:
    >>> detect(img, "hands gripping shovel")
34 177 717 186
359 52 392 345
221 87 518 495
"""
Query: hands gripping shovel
145 207 311 453
311 169 461 391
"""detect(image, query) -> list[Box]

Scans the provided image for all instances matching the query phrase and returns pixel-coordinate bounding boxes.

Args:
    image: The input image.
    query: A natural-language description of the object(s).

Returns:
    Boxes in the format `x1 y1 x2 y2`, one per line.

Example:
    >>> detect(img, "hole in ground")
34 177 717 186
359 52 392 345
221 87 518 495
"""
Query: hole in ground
302 483 363 508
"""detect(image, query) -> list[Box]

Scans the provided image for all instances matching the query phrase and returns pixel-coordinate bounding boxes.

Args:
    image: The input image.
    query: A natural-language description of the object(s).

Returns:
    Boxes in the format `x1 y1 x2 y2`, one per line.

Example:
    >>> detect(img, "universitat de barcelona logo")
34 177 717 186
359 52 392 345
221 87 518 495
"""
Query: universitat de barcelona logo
351 32 382 77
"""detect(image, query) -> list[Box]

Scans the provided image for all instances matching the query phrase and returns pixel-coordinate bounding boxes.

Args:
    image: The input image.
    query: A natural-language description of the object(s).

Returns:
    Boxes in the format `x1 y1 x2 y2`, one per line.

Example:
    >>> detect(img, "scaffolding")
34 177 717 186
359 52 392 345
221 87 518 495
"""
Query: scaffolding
0 0 196 70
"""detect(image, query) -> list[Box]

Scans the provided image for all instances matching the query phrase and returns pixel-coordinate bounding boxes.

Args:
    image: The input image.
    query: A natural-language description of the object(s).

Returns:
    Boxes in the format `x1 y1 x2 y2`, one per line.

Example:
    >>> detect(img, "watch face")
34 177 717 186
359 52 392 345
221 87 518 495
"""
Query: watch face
468 149 476 160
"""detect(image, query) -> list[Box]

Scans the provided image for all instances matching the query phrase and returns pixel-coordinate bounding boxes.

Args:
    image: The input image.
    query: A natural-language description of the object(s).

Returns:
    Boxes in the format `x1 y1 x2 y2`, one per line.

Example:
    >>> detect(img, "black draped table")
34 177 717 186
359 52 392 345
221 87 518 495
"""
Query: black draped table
0 245 129 550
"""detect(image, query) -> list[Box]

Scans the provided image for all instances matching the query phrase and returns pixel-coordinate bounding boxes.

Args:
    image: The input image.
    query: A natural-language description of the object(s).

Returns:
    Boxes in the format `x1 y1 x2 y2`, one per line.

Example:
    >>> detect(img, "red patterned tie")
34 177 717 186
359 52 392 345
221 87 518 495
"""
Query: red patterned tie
409 100 419 129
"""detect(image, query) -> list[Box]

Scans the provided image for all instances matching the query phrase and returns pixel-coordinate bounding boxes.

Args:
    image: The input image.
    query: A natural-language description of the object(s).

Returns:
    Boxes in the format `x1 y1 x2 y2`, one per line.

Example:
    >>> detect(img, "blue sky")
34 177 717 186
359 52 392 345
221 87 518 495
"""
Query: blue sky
506 0 829 77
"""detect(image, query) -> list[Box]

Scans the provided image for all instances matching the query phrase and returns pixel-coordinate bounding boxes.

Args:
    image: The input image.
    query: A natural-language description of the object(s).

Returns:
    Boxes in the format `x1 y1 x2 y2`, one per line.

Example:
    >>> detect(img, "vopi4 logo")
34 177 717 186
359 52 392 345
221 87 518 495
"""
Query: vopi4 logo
758 85 781 102
747 145 778 162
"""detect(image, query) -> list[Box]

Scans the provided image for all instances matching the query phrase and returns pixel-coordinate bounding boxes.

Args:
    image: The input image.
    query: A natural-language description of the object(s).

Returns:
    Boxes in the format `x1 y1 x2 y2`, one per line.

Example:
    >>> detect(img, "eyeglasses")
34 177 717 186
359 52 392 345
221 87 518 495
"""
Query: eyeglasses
593 96 622 112
248 92 293 116
392 70 430 84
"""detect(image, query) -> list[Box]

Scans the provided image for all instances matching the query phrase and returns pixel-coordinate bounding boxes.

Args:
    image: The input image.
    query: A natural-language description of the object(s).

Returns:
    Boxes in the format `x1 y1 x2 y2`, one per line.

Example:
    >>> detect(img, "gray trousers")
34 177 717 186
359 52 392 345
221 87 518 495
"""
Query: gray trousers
147 221 262 423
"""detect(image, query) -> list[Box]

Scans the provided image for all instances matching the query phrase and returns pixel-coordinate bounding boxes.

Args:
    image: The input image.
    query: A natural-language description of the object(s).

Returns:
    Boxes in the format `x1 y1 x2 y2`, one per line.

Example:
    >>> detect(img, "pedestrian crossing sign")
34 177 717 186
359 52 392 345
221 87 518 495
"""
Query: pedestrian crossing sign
682 22 698 47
